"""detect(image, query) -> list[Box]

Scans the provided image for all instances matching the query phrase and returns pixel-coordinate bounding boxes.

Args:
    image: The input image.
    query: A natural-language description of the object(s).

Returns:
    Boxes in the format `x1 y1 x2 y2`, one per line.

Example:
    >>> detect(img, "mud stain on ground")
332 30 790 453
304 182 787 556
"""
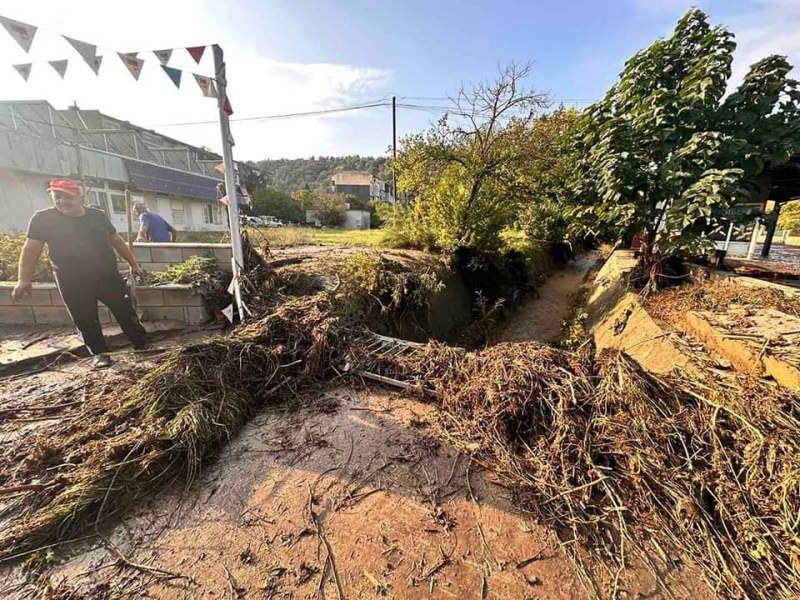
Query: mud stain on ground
494 253 598 344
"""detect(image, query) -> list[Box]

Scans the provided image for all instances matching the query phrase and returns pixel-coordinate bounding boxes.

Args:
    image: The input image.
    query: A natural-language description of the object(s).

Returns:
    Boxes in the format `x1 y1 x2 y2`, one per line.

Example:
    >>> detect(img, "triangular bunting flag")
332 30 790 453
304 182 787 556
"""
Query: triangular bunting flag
89 55 103 75
121 51 138 59
223 96 234 116
186 46 206 64
64 36 99 69
49 59 68 79
160 64 182 88
221 303 235 323
118 53 144 80
0 16 37 52
193 73 217 98
13 63 32 82
153 49 172 64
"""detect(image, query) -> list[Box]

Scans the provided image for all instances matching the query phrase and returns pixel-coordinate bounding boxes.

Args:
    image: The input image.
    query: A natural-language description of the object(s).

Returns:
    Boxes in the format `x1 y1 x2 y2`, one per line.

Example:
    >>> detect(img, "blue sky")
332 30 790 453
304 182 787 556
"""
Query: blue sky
1 1 799 159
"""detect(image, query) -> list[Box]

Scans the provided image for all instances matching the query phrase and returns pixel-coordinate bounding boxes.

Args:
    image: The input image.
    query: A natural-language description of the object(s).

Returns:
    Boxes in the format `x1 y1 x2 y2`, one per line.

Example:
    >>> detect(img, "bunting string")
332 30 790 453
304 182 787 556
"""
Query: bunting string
0 13 230 110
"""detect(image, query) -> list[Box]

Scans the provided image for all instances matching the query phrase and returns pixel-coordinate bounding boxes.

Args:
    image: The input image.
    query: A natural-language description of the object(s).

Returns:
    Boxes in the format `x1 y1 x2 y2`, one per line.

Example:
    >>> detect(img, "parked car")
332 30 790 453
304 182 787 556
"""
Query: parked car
259 215 284 228
241 216 263 227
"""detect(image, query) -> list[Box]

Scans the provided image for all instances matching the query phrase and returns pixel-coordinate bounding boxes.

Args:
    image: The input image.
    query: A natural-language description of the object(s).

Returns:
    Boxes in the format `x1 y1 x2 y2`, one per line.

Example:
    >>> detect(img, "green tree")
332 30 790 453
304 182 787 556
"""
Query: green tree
249 156 389 193
778 200 800 233
316 193 349 227
516 108 580 243
291 189 349 226
391 63 550 251
570 8 800 272
250 187 302 222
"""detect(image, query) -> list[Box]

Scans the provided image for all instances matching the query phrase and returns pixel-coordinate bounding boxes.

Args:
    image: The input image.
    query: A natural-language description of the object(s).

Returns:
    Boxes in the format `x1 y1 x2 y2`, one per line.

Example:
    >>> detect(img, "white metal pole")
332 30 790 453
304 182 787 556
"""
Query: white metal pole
213 44 246 320
723 221 734 251
746 218 761 260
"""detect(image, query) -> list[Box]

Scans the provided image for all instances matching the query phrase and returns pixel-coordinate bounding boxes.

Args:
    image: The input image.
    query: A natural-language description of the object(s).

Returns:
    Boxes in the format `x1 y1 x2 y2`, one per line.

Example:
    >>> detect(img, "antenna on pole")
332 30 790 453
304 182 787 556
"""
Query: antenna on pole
212 44 247 321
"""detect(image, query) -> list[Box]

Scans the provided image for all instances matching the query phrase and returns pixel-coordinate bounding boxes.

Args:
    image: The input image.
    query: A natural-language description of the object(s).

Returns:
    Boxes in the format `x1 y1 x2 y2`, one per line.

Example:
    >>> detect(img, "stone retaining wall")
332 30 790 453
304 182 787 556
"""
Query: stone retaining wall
0 282 209 325
118 243 232 273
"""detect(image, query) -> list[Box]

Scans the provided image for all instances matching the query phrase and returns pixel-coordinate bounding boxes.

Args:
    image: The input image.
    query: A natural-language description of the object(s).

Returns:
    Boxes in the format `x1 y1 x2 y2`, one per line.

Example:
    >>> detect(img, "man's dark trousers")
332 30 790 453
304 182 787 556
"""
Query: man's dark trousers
55 271 146 354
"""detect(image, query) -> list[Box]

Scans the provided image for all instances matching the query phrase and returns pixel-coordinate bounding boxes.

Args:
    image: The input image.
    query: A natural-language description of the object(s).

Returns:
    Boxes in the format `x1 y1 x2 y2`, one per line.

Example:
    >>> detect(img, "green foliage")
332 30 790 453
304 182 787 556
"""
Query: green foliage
389 63 551 253
149 256 219 284
290 189 351 226
571 8 800 260
516 109 580 243
22 549 54 573
0 234 51 281
316 193 350 227
148 255 230 316
248 156 388 193
249 187 302 222
778 200 800 232
339 251 444 334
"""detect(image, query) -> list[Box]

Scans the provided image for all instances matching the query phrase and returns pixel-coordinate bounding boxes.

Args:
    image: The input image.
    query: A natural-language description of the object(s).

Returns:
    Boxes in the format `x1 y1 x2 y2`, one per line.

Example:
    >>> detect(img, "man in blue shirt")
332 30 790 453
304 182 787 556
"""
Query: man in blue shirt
134 204 177 242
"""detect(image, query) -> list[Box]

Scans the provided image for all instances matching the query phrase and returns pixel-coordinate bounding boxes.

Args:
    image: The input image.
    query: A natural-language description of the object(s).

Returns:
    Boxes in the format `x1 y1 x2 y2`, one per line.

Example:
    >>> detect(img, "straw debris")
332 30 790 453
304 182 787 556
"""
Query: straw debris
368 340 800 598
0 296 344 561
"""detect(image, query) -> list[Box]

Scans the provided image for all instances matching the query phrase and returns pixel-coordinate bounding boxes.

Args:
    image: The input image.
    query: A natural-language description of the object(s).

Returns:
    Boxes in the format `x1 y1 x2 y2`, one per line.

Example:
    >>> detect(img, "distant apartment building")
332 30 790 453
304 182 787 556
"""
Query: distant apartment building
0 100 249 234
331 170 394 204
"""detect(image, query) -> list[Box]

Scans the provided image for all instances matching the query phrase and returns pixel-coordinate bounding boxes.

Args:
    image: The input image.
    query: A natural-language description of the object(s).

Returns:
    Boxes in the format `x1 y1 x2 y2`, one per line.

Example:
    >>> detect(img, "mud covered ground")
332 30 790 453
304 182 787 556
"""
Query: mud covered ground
1 377 706 599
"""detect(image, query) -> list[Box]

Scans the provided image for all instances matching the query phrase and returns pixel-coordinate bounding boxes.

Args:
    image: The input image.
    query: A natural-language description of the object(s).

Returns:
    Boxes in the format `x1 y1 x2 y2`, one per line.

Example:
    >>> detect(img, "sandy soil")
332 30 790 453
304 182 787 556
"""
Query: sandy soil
494 253 598 344
1 385 705 599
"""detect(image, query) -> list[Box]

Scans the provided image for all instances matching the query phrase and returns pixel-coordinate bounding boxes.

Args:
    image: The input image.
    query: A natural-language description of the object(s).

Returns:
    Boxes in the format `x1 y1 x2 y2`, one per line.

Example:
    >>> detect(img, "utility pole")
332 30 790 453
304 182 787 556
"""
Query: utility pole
213 44 246 320
392 95 397 204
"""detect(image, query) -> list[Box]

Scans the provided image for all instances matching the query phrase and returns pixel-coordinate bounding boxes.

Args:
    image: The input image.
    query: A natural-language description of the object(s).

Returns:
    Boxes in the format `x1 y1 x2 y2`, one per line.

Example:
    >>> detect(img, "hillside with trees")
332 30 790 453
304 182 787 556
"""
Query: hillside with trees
248 156 389 193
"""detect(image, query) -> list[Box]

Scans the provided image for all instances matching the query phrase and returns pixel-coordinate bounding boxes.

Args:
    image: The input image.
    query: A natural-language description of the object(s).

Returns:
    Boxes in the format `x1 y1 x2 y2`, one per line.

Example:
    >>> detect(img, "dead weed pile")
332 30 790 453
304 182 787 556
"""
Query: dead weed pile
369 341 800 599
0 296 344 562
646 278 800 323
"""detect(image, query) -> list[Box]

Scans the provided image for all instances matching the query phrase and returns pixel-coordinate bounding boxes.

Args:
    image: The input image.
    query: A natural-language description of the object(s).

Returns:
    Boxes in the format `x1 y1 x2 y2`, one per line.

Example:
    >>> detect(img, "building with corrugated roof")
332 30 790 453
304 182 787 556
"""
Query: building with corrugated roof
0 100 243 234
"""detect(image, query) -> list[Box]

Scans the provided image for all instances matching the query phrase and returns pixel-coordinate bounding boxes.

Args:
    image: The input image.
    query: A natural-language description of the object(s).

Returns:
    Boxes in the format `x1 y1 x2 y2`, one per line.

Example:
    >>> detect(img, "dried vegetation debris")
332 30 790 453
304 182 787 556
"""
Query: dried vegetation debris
645 278 800 322
4 270 800 598
368 340 800 599
0 296 343 564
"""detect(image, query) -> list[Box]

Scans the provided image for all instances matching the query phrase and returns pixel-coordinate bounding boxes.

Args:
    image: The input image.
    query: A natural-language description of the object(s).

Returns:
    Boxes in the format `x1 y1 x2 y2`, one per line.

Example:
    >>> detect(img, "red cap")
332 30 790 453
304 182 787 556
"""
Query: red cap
48 178 82 197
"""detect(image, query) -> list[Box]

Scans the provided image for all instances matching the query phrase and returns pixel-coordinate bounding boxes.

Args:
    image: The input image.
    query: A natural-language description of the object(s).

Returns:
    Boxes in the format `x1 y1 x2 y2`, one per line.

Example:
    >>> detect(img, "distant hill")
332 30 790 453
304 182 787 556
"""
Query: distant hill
248 156 389 193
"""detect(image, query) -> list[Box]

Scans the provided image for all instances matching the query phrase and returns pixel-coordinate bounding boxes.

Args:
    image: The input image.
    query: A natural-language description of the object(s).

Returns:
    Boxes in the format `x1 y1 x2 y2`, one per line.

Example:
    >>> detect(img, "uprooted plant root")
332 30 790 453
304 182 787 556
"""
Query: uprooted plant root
0 296 345 562
369 341 800 599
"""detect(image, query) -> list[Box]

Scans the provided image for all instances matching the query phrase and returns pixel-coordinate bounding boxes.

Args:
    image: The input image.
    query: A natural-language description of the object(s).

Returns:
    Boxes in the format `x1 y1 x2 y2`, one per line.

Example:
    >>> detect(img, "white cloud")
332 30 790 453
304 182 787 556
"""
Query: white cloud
0 0 392 159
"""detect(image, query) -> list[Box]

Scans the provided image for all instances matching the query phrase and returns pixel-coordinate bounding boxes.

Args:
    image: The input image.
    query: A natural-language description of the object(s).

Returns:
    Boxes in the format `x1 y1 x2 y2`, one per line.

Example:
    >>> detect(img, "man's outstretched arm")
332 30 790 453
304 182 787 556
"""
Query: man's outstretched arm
110 233 144 277
12 238 45 301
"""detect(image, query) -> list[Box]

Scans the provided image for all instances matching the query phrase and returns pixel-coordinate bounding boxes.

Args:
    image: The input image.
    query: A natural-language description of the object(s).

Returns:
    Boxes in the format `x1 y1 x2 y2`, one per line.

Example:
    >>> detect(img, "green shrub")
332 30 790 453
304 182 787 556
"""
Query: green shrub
0 234 51 281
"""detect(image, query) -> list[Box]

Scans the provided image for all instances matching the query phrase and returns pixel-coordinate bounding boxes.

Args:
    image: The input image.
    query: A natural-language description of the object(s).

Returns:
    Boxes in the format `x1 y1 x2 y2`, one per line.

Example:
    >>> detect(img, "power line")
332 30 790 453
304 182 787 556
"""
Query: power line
148 101 391 128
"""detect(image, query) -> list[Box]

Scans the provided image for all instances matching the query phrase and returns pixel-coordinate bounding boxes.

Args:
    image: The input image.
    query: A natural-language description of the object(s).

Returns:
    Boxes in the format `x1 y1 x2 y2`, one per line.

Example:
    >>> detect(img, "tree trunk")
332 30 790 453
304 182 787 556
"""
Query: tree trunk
457 175 486 244
760 202 781 258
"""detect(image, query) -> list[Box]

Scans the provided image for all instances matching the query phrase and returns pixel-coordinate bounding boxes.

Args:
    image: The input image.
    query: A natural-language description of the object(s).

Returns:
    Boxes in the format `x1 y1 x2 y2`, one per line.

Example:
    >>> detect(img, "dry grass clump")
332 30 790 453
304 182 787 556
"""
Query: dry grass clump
0 296 343 561
372 341 800 598
646 278 800 322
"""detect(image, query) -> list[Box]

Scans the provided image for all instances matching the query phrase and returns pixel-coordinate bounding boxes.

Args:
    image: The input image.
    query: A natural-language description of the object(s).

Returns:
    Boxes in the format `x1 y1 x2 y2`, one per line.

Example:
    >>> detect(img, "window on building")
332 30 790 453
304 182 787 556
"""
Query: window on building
91 190 108 213
108 181 126 192
203 202 222 224
109 193 127 213
171 199 186 225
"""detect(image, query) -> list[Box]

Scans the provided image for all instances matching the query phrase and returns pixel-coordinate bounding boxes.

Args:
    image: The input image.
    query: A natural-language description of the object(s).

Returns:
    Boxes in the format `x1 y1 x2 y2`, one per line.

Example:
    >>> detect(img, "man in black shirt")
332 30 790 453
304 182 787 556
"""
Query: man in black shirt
12 178 147 368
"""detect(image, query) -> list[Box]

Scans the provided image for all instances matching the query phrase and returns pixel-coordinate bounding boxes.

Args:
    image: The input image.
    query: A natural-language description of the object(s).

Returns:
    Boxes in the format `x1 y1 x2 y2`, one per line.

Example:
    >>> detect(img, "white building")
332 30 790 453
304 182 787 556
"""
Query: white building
0 101 243 234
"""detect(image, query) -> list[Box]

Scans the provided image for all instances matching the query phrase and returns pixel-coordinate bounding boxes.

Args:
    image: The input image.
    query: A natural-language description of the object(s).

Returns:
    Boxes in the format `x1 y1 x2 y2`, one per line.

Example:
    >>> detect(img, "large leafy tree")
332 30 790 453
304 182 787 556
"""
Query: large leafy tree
571 8 800 263
391 63 551 251
516 108 580 243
